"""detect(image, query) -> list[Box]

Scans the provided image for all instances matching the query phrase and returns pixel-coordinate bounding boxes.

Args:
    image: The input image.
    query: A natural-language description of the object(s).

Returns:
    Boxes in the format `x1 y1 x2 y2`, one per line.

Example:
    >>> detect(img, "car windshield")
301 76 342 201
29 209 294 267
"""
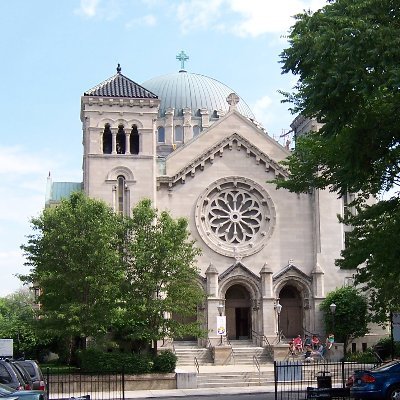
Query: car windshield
0 383 16 394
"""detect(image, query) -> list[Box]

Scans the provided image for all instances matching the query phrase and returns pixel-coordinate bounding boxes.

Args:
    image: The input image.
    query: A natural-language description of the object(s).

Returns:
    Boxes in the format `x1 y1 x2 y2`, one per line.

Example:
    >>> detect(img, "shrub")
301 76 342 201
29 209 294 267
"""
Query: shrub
345 349 378 363
78 349 152 374
152 350 177 373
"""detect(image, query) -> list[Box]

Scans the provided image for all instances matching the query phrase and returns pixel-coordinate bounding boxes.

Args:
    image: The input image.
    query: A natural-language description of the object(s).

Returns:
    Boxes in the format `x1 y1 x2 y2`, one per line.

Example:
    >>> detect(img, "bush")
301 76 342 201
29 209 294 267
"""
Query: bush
152 350 177 373
345 349 378 363
78 349 152 374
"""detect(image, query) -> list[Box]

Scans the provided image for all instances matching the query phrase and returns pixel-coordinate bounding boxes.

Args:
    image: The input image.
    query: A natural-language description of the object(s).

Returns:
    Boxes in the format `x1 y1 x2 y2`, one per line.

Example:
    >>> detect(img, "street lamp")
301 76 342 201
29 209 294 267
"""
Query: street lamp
217 303 224 346
330 303 336 332
275 301 283 343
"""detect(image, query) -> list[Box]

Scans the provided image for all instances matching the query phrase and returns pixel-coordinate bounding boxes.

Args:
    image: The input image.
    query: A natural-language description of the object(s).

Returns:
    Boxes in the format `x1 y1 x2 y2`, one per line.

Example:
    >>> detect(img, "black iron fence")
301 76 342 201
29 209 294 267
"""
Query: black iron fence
46 369 125 400
274 360 381 400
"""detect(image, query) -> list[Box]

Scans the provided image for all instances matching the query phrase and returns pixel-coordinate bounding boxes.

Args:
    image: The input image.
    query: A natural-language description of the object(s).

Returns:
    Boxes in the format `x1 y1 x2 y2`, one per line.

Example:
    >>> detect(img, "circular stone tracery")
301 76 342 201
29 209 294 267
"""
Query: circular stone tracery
195 177 275 257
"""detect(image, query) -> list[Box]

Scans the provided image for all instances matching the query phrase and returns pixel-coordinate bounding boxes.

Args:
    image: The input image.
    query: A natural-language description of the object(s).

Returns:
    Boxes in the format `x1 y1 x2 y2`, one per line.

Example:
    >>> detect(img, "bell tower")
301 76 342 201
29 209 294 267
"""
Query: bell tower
80 65 160 214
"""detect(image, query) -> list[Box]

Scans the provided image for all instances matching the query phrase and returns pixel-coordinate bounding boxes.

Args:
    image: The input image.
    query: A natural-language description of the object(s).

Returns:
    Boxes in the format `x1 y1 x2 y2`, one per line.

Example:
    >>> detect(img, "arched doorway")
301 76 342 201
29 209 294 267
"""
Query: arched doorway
278 285 303 339
225 284 252 340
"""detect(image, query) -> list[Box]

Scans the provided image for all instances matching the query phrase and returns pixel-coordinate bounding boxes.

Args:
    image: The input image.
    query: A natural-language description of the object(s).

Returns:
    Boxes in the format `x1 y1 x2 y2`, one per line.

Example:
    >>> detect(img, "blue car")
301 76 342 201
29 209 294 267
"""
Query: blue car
350 360 400 399
0 383 45 400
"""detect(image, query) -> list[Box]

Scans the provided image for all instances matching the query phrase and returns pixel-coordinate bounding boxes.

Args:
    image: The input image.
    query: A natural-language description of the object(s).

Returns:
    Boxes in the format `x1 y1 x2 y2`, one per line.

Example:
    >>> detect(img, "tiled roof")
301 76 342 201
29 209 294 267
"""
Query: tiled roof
84 72 158 99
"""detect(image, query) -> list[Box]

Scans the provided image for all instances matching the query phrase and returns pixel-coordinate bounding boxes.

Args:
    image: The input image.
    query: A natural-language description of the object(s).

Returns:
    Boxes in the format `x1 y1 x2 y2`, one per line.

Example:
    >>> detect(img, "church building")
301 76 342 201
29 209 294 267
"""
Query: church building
45 55 362 353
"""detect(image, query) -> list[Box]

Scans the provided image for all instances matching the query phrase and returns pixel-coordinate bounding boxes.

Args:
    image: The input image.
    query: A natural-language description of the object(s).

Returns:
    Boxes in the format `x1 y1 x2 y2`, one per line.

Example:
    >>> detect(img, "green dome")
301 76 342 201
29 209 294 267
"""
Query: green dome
142 71 255 119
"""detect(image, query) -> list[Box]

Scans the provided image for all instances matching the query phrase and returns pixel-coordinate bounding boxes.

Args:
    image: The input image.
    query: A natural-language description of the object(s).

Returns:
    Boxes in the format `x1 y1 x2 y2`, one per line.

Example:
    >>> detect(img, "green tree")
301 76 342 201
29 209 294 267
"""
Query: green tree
0 289 46 358
20 192 125 362
116 199 205 353
320 286 369 353
275 0 400 321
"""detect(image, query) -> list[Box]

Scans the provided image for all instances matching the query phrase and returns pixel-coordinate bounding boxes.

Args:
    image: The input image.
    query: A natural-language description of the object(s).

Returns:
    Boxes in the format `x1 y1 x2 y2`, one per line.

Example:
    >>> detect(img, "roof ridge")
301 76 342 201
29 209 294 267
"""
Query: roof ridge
84 73 158 99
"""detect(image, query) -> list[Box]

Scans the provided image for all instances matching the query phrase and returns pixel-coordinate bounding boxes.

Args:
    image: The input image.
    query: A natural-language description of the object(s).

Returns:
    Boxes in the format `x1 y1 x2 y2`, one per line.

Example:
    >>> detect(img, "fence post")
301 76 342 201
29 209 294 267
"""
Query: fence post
122 365 125 400
341 360 346 388
274 361 278 400
46 367 50 398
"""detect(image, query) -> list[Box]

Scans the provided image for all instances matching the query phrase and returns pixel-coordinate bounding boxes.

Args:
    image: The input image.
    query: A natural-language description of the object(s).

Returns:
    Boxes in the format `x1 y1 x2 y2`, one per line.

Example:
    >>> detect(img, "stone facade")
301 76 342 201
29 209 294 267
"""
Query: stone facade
47 67 384 352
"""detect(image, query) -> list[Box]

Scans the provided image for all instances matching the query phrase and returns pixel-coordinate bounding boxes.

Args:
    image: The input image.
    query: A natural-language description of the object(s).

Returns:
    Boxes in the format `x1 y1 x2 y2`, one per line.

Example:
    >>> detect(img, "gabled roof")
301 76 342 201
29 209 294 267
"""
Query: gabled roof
219 261 259 281
157 131 289 188
273 263 312 282
84 68 158 99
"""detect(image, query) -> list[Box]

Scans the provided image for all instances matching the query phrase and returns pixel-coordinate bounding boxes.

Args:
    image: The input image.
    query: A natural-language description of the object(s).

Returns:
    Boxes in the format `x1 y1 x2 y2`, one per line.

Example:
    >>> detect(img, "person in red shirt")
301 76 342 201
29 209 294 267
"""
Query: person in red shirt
293 335 303 353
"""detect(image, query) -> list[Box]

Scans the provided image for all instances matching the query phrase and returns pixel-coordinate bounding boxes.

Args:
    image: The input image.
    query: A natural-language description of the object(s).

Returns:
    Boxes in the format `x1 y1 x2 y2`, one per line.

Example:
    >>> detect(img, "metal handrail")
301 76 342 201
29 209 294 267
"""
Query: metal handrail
252 329 273 360
253 355 261 386
194 357 199 374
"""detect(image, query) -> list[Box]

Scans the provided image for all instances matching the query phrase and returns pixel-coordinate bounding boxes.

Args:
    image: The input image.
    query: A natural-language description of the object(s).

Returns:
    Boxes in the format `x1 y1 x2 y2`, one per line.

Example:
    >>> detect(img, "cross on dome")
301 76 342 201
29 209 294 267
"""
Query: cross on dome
176 50 189 71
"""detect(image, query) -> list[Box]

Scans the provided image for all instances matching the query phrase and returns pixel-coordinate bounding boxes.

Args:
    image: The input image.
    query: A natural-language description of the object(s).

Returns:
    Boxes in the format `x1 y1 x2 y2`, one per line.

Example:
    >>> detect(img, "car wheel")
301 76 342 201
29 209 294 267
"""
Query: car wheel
387 385 400 400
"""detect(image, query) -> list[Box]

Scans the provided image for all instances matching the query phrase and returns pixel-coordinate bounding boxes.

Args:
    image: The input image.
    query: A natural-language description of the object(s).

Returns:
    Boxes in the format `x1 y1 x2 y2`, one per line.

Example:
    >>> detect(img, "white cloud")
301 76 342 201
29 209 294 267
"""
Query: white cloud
176 0 224 34
0 250 29 298
74 0 100 18
74 0 121 20
175 0 327 36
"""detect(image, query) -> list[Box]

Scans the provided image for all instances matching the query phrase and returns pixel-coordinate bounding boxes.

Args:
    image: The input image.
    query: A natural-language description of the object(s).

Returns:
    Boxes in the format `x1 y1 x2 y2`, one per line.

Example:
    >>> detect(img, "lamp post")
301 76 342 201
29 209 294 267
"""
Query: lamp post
275 301 283 343
330 303 336 333
217 303 224 346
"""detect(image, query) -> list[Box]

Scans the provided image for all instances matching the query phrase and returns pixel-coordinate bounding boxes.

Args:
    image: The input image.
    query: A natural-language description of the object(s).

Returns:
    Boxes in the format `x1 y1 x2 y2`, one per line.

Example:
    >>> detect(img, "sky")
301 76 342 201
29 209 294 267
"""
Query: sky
0 0 328 297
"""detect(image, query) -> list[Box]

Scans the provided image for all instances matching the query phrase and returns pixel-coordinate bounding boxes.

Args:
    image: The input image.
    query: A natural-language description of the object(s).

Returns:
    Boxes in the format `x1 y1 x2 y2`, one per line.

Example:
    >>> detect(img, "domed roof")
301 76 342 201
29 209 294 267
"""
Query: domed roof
142 70 255 119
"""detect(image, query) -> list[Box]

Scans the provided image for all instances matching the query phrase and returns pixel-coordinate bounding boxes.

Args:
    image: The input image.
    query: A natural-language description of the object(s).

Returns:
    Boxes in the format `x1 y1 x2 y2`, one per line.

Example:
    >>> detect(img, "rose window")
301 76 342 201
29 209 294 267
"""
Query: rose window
195 177 275 257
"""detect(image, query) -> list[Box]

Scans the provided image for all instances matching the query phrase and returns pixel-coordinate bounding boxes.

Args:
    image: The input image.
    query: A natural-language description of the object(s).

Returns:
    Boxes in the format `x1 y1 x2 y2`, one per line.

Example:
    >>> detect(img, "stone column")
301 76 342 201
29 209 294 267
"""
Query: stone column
111 128 117 154
260 263 276 338
125 132 131 154
183 107 192 142
165 108 174 145
200 108 209 129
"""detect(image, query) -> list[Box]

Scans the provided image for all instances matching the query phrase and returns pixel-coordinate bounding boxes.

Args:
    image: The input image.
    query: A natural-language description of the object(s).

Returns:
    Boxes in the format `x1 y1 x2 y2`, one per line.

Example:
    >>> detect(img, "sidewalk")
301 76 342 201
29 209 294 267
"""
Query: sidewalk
125 385 274 398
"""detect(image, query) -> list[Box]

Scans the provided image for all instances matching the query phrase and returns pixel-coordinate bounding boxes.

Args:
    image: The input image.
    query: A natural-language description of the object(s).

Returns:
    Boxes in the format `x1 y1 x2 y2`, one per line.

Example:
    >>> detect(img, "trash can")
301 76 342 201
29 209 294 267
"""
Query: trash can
317 371 332 388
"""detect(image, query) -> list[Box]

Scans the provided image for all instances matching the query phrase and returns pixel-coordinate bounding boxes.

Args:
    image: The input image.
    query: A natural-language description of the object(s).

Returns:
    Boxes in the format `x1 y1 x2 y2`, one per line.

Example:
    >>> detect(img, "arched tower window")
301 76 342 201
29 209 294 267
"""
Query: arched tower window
193 125 201 137
174 125 183 142
130 125 140 154
117 175 126 215
116 125 126 154
157 126 165 143
103 124 112 154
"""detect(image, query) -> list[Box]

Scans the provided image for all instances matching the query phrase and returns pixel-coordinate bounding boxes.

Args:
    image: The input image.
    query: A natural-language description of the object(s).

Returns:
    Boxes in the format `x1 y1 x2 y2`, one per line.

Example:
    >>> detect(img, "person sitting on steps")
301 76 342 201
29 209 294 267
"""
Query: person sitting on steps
293 335 303 353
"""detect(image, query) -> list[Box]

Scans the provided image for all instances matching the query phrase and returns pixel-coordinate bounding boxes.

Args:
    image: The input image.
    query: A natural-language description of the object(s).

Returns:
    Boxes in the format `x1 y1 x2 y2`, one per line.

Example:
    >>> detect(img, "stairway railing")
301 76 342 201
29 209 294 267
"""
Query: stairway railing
253 355 261 385
252 329 273 360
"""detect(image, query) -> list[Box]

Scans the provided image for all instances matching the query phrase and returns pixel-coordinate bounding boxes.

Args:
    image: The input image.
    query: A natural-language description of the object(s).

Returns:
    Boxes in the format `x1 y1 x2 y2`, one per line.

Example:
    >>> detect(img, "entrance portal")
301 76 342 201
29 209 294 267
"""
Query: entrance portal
225 284 251 340
279 285 303 339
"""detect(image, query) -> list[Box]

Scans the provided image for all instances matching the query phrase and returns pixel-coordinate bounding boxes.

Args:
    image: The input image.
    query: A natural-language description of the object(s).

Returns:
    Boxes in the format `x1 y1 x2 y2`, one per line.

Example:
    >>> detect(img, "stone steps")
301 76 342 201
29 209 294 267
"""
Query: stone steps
197 371 275 388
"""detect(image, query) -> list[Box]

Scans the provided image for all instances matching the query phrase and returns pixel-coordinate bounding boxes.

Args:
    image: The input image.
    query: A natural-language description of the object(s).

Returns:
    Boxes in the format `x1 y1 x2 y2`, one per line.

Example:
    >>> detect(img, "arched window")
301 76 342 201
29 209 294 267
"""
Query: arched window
130 125 139 154
117 175 126 215
174 125 183 142
193 125 201 137
116 125 126 154
103 124 112 154
157 126 165 143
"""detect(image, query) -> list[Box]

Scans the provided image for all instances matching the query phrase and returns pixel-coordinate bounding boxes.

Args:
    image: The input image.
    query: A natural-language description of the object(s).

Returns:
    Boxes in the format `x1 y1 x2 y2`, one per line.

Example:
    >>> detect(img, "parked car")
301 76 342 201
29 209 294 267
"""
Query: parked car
13 362 45 392
0 360 27 391
350 359 400 399
0 383 45 400
8 364 32 391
